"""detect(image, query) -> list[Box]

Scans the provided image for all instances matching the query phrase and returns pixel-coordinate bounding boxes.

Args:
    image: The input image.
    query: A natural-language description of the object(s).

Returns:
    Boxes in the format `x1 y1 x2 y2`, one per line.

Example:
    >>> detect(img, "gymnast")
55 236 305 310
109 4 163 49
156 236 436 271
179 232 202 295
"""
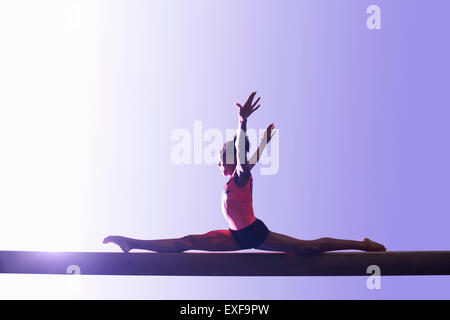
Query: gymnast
103 92 386 254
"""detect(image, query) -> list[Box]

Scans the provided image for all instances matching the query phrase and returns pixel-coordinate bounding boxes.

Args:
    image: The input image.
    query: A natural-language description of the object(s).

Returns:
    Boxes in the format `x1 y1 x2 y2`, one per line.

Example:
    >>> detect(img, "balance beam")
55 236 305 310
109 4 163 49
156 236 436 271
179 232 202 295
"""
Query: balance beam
0 250 449 276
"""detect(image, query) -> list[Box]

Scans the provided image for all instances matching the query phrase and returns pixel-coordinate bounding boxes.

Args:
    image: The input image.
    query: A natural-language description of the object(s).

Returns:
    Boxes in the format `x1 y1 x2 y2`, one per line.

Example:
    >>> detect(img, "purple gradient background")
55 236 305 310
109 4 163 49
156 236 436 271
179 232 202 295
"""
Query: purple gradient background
0 0 449 299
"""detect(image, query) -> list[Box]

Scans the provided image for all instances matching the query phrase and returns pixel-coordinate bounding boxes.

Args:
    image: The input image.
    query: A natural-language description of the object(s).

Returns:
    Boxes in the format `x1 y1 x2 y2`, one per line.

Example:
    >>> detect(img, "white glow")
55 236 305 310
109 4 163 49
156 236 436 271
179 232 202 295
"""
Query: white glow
0 1 103 251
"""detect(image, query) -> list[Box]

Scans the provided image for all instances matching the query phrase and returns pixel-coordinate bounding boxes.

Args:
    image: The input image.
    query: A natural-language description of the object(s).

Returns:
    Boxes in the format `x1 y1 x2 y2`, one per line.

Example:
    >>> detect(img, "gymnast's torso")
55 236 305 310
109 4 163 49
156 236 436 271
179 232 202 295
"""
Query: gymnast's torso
221 172 257 230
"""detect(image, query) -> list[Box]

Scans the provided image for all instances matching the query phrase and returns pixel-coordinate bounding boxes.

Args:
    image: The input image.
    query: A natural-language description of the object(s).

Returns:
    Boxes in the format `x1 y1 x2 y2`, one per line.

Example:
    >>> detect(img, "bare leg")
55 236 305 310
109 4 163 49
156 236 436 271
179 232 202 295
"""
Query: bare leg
104 231 386 254
256 231 386 254
103 235 187 253
103 229 242 253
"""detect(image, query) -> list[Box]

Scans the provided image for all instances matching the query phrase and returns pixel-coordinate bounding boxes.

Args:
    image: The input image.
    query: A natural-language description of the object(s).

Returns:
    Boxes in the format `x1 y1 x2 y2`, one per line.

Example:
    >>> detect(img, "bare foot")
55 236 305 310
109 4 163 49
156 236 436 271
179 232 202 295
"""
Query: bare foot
362 238 386 252
103 236 133 253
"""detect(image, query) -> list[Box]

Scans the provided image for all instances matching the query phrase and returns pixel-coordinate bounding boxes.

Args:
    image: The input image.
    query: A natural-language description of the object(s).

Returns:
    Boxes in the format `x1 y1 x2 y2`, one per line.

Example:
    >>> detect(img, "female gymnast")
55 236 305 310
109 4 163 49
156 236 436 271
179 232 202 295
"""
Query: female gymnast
103 92 386 254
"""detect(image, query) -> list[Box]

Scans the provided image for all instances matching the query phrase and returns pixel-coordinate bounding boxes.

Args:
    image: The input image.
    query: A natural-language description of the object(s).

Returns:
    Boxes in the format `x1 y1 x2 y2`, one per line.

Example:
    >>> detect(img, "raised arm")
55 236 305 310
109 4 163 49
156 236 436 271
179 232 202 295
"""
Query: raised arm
234 92 260 178
248 123 275 171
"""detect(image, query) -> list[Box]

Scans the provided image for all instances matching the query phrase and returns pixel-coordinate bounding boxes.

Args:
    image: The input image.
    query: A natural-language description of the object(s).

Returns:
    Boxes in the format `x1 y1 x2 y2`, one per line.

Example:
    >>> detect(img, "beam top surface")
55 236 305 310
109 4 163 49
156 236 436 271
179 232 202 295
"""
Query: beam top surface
0 250 449 276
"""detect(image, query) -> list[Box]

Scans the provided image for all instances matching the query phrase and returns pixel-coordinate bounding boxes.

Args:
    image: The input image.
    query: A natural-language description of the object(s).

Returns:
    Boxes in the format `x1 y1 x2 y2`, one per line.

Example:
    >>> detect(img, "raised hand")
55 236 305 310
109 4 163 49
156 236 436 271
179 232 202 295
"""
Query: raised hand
236 91 261 120
261 123 276 144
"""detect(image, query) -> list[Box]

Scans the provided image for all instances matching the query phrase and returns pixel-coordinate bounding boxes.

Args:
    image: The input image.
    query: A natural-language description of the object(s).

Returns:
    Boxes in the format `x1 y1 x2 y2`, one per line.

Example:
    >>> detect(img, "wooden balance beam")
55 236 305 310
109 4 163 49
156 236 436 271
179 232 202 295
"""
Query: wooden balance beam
0 250 449 276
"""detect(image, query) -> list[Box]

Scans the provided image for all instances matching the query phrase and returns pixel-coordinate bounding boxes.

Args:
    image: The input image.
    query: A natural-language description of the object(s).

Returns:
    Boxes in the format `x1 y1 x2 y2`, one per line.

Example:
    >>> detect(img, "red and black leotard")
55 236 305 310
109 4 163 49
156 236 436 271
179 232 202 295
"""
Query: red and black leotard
221 167 257 230
221 166 270 249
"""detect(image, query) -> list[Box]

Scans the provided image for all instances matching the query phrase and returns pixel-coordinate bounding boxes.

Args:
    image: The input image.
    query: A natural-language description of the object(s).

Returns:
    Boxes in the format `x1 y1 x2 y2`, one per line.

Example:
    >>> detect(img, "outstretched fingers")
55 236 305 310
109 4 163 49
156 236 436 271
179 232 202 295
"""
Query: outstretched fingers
252 97 260 108
251 104 261 114
245 91 257 105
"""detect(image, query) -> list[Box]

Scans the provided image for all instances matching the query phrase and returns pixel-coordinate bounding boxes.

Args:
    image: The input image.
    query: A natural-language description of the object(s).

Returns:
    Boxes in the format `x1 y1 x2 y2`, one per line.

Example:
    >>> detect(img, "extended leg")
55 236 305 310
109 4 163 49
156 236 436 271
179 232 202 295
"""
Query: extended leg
103 229 242 253
256 231 386 254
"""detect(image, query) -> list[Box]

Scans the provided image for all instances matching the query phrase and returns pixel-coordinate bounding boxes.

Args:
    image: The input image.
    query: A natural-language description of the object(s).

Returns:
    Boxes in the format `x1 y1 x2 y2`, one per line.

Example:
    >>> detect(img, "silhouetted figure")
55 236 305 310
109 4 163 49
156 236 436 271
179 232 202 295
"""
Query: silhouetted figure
104 92 386 254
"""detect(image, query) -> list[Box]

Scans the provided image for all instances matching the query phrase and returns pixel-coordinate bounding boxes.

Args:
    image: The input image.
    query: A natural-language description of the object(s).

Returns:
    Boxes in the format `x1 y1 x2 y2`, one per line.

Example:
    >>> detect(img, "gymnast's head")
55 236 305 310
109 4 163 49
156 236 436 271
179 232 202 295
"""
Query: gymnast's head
217 135 250 176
